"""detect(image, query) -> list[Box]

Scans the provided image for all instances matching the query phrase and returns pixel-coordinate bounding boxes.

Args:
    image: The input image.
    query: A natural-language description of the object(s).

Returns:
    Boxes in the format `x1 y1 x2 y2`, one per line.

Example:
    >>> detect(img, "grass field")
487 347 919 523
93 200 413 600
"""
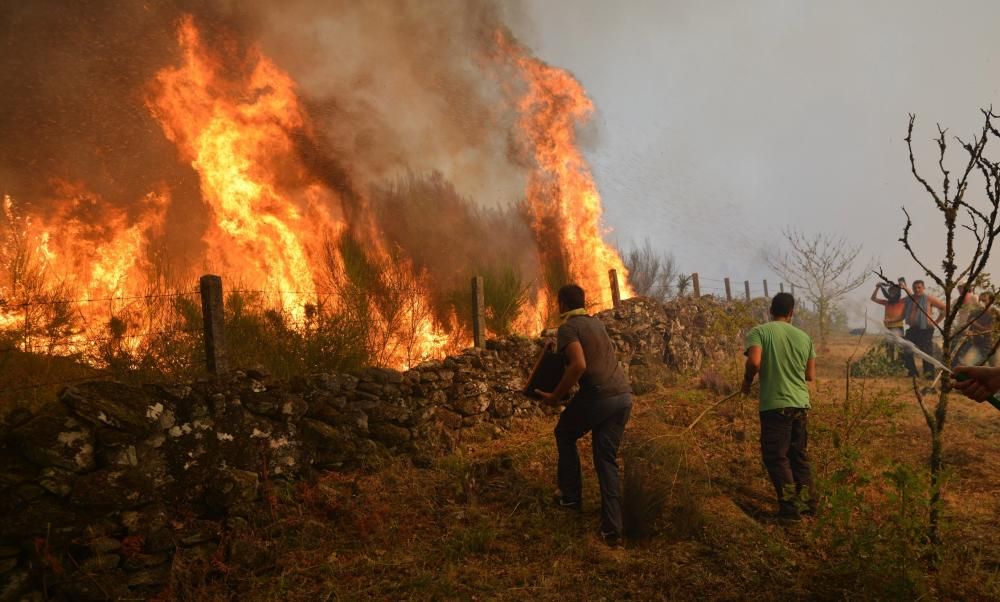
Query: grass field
161 335 1000 599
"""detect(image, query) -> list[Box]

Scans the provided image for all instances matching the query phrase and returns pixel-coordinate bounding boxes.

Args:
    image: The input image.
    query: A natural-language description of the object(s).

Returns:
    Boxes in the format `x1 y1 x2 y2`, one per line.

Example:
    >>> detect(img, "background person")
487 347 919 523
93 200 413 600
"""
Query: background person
871 280 906 360
901 280 945 378
534 284 633 547
742 292 817 521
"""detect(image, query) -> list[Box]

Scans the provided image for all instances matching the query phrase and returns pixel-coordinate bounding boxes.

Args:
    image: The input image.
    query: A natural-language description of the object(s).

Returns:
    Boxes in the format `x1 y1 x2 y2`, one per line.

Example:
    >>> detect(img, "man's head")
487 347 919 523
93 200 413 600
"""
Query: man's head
886 284 901 303
557 284 585 313
770 292 795 319
913 280 926 296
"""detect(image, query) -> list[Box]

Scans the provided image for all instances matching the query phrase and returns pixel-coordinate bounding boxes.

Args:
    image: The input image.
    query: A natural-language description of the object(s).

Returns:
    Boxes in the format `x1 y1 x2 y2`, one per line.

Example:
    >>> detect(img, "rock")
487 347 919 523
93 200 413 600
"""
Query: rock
88 537 122 555
126 564 171 587
10 414 95 472
0 570 30 602
79 553 121 572
0 559 15 576
60 382 161 436
452 394 490 417
0 547 18 559
366 403 410 425
204 468 259 515
299 419 357 468
122 552 170 571
368 423 411 448
37 467 75 497
60 571 131 600
228 539 272 571
488 396 515 418
327 408 368 435
432 408 463 430
177 519 220 546
4 496 80 539
71 468 154 509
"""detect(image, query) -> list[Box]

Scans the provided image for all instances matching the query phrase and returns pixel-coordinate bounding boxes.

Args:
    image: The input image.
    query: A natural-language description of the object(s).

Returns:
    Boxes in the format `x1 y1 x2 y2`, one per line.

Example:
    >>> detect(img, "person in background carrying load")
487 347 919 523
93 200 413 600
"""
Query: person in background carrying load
871 278 906 360
901 280 946 378
954 291 995 367
741 292 817 521
534 284 632 547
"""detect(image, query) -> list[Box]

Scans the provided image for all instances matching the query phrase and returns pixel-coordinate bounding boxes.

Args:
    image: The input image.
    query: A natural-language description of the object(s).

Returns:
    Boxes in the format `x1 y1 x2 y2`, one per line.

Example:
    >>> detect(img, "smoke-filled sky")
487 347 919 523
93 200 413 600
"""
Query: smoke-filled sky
517 0 1000 321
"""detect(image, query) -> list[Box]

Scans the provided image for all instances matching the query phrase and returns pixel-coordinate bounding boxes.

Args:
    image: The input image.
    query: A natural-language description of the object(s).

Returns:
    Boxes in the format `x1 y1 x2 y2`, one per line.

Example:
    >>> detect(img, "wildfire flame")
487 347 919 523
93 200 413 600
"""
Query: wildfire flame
498 32 633 312
0 15 633 371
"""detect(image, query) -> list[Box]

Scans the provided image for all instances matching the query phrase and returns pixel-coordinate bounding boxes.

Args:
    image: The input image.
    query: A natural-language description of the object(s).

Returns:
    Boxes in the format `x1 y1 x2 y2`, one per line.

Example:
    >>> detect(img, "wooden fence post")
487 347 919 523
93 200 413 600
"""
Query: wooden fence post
791 283 796 298
779 283 785 293
692 273 701 297
744 280 751 301
763 279 769 297
472 276 486 349
724 278 732 302
199 274 228 375
608 269 621 309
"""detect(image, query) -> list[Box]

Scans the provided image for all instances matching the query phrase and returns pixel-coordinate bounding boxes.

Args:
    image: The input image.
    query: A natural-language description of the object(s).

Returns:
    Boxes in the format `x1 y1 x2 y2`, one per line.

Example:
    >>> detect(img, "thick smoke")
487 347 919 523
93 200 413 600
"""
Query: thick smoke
0 0 544 318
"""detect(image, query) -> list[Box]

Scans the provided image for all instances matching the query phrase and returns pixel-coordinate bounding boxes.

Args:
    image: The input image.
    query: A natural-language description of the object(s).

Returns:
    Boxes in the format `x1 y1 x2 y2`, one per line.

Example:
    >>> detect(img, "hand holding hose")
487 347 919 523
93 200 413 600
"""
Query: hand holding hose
952 366 1000 410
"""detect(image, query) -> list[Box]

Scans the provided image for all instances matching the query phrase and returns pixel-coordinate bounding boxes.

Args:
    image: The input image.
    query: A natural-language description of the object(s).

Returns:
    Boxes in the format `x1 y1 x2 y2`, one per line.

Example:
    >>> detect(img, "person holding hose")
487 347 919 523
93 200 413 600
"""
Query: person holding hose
534 284 633 547
742 292 817 521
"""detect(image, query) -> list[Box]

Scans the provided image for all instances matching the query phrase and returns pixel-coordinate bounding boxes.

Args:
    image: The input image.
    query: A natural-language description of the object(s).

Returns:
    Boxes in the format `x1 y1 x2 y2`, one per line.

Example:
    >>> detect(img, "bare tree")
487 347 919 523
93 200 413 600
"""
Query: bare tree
879 110 1000 545
622 238 678 303
767 228 872 348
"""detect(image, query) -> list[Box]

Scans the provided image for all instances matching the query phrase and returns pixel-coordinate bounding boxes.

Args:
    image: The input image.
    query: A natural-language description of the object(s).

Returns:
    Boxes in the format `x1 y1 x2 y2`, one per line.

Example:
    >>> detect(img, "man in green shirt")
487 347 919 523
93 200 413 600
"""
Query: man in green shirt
741 292 817 520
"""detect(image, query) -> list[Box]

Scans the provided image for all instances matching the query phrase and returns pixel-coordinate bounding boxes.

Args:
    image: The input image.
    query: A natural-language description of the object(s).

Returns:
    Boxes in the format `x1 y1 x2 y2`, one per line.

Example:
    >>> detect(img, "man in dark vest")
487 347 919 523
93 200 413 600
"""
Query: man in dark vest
902 280 945 378
534 284 632 547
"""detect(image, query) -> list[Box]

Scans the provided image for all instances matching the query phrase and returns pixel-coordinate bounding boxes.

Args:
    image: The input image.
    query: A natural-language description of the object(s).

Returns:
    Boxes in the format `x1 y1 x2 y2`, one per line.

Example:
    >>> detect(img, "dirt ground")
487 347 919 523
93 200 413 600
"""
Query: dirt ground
175 334 1000 601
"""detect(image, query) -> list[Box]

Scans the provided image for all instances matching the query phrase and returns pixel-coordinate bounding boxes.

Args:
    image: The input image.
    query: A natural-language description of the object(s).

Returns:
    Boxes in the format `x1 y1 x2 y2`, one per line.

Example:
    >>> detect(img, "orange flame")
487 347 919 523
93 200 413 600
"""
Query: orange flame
497 32 632 313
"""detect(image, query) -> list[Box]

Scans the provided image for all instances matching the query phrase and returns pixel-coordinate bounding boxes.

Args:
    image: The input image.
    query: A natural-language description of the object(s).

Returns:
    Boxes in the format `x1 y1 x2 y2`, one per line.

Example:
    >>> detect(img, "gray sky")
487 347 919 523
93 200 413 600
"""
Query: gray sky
515 0 1000 320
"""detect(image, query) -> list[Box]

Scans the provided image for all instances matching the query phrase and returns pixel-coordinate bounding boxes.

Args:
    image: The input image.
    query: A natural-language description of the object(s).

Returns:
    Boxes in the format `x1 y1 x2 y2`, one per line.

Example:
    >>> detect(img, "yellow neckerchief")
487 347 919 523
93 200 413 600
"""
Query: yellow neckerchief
559 308 589 322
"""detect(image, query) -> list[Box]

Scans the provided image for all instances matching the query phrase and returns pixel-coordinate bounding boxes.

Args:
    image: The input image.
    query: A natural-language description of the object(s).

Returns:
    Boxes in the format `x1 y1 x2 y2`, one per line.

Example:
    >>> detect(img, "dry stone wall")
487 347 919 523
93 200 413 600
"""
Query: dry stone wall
0 297 750 600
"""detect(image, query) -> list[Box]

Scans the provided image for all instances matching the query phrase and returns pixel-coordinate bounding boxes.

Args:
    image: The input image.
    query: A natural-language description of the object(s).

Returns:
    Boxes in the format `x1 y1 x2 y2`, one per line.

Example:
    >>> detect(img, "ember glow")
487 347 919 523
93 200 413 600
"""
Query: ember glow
0 10 630 369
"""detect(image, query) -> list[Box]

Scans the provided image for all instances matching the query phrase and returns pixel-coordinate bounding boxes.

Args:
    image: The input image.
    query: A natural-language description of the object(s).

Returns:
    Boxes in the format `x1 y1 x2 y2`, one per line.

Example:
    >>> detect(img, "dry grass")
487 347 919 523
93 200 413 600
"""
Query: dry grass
130 336 1000 599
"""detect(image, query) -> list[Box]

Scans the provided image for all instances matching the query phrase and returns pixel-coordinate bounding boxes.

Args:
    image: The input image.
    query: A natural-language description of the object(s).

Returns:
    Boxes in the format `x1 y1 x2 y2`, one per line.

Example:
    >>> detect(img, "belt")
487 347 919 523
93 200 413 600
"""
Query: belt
762 407 808 418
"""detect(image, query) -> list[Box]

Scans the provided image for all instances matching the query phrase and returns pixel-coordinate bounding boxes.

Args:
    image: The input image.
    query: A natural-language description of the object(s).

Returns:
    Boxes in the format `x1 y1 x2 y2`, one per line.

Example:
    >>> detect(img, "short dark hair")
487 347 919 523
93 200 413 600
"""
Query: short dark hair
770 292 795 318
913 279 925 288
557 284 585 311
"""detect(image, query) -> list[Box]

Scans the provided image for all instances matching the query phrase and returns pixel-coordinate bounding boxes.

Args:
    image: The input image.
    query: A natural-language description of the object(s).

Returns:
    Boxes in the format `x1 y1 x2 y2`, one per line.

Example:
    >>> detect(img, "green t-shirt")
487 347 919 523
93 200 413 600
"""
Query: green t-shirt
745 321 816 412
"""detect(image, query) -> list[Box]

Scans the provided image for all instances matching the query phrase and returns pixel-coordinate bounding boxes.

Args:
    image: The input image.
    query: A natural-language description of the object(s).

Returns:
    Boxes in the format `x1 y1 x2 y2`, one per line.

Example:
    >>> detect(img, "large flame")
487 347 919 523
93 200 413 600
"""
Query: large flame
0 15 634 371
498 32 633 312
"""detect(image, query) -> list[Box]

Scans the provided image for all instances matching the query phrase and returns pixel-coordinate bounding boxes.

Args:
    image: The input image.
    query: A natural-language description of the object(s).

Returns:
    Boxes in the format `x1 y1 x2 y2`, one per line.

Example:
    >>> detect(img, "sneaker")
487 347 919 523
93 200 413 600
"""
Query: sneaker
600 530 623 547
553 493 581 511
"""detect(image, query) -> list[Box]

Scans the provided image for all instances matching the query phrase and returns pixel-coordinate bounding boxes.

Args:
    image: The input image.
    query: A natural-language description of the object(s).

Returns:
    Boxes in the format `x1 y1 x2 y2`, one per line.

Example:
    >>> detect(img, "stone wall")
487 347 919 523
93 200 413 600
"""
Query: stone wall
0 297 748 599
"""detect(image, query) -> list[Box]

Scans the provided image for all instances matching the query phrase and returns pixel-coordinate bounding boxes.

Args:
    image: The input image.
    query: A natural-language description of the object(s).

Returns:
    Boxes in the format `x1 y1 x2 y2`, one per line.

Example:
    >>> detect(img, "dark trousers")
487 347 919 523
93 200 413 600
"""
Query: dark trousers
759 408 814 514
554 392 632 535
902 327 936 377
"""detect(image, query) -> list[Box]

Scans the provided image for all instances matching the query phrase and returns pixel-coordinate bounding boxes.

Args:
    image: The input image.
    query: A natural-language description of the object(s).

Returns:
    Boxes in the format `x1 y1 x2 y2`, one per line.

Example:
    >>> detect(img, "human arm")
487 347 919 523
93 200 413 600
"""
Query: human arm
534 341 585 405
741 346 762 396
870 286 888 305
952 365 1000 402
929 295 947 320
805 358 816 382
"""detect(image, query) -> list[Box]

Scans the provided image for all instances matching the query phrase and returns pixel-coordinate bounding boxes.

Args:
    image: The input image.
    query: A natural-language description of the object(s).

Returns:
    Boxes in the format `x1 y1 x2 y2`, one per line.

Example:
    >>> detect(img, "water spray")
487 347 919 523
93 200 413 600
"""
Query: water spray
867 318 1000 410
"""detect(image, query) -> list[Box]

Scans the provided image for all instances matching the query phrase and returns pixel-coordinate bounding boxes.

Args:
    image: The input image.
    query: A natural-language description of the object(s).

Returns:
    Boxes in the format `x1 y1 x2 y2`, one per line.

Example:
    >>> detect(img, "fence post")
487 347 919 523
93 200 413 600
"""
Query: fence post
608 269 621 309
763 279 769 297
199 274 228 375
791 283 796 298
724 278 732 302
471 276 486 349
744 280 751 301
692 273 701 297
779 282 785 293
